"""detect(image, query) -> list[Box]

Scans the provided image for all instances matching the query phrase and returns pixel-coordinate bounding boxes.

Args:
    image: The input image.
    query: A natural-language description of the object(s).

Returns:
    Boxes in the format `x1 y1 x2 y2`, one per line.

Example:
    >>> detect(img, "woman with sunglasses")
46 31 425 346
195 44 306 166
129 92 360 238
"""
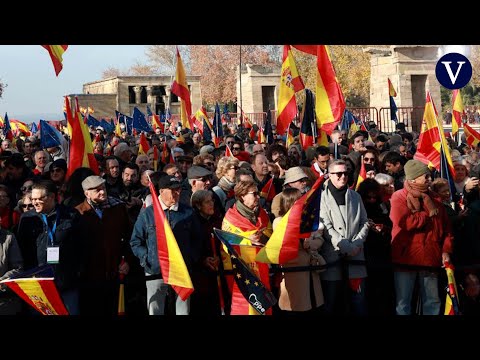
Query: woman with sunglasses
213 156 239 212
222 179 273 315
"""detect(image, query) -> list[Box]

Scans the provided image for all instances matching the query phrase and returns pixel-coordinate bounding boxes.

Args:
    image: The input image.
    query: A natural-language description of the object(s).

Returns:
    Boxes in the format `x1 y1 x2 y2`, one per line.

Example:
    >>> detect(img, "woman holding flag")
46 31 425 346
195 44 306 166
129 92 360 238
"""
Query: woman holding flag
221 179 273 315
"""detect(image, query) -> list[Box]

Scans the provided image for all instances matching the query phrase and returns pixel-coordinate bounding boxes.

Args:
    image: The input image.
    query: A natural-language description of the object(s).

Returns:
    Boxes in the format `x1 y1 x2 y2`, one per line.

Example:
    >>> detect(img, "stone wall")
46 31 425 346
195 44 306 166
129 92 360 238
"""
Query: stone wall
74 94 117 120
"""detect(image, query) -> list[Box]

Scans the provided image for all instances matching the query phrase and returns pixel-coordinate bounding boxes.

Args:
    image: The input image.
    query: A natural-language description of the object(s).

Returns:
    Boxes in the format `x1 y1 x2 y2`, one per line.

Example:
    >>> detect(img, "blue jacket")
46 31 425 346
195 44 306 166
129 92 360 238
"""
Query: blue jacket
130 203 203 276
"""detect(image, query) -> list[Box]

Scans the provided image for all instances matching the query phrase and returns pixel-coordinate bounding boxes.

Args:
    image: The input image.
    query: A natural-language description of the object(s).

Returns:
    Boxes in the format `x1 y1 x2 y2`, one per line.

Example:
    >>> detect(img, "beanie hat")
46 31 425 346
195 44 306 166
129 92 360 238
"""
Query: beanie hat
404 160 430 180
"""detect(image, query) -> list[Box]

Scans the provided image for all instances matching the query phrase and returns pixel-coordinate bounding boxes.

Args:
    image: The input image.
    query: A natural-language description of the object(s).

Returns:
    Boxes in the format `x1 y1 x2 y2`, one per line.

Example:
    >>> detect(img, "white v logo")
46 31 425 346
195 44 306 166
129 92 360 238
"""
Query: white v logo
441 61 466 84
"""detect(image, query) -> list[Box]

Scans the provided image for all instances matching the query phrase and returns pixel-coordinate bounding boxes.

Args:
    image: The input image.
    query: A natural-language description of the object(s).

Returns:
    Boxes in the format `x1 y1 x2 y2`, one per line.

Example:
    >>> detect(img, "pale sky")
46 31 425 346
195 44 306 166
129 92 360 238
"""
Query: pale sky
0 45 149 122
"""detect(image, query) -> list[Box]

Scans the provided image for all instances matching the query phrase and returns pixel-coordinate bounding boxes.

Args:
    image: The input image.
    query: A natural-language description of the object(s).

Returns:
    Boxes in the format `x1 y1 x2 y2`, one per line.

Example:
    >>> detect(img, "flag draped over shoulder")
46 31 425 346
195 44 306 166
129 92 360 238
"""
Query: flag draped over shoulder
41 45 68 76
388 78 398 123
463 123 480 147
414 92 455 178
444 262 460 315
256 175 325 264
171 47 193 130
452 89 465 136
276 45 305 136
214 229 277 315
0 265 68 315
148 180 193 301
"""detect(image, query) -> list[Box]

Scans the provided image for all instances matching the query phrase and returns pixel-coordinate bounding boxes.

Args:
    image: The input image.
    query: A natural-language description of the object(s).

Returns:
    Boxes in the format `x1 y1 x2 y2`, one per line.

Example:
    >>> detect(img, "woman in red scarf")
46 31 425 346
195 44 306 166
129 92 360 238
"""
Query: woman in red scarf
222 179 273 315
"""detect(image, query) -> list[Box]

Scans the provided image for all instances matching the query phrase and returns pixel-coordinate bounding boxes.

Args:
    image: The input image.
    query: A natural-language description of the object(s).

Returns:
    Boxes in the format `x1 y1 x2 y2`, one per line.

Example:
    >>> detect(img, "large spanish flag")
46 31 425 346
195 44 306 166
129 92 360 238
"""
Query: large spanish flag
256 175 325 264
276 45 305 136
65 97 99 179
148 180 193 301
452 89 465 137
315 45 346 134
292 45 346 134
415 92 455 176
0 265 68 315
463 123 480 147
171 47 193 130
42 45 68 76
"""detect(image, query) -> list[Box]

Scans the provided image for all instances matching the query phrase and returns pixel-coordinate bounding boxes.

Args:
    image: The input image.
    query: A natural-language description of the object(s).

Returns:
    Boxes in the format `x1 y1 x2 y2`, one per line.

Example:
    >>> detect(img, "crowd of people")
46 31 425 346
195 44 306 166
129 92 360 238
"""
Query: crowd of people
0 117 479 316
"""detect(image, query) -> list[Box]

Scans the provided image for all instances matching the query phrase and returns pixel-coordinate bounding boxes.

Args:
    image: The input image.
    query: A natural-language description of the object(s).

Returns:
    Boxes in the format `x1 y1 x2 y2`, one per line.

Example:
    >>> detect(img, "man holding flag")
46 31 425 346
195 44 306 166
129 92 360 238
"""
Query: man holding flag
130 175 203 315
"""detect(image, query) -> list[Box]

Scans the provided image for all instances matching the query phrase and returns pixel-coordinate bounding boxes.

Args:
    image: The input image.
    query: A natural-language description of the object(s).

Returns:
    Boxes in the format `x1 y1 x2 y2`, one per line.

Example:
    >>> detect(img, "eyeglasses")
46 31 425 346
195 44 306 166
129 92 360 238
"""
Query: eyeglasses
226 141 234 145
197 176 212 182
232 147 241 151
364 157 375 163
21 186 33 192
22 204 34 209
247 191 260 196
330 171 349 178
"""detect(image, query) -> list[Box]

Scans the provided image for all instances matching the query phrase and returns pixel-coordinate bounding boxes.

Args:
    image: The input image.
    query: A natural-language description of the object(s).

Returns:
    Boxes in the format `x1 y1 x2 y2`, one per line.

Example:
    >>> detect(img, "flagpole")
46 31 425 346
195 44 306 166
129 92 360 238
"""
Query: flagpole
239 45 243 127
431 92 450 182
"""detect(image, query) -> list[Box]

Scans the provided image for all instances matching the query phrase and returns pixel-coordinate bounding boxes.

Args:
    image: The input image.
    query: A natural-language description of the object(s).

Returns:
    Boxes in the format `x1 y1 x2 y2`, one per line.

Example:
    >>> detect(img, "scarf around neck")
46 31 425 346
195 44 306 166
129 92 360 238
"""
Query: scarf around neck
403 180 438 216
218 176 235 193
328 180 347 206
235 199 259 225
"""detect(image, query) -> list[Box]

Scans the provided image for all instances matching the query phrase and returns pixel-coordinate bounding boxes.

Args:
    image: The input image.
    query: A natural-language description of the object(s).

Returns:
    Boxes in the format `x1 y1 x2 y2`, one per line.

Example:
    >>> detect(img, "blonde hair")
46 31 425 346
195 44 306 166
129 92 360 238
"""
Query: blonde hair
216 156 239 179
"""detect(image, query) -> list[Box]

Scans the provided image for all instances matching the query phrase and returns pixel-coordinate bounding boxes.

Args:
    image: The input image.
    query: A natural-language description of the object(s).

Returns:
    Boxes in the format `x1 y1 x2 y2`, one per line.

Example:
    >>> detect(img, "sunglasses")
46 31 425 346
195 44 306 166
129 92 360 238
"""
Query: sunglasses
330 171 349 178
21 186 33 192
22 204 34 209
232 147 241 150
364 157 375 163
198 176 212 182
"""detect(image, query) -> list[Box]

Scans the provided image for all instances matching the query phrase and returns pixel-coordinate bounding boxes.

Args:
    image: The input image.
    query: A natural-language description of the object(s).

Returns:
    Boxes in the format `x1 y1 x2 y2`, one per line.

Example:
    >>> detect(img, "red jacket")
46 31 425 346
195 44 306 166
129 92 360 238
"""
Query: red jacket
389 188 453 267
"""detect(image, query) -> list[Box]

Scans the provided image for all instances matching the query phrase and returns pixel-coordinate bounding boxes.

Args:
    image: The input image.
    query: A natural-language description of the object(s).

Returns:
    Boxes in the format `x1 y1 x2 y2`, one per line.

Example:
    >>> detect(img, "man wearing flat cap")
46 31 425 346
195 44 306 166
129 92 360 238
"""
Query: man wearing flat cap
181 165 213 205
390 159 453 315
75 175 135 315
130 175 204 315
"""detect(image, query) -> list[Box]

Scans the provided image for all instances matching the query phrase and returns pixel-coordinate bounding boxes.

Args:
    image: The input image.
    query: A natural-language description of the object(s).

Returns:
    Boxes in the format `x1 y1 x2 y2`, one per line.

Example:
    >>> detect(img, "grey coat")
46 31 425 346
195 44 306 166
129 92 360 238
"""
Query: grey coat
319 181 369 281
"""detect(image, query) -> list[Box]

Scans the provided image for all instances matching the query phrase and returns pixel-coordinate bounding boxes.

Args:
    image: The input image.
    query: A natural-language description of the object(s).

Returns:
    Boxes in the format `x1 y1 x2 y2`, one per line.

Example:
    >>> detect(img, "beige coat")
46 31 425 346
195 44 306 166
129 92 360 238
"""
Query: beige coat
273 217 324 312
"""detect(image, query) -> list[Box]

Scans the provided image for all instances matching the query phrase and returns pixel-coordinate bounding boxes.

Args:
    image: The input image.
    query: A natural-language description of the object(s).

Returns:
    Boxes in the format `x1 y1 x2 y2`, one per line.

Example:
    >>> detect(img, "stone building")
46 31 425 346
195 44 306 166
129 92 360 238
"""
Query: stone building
365 45 441 132
70 75 202 120
236 64 281 114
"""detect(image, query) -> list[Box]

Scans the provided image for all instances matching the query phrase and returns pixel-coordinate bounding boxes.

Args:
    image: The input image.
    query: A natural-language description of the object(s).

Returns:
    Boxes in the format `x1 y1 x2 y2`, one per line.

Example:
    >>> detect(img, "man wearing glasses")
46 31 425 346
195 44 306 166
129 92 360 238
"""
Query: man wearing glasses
320 159 370 316
16 180 82 314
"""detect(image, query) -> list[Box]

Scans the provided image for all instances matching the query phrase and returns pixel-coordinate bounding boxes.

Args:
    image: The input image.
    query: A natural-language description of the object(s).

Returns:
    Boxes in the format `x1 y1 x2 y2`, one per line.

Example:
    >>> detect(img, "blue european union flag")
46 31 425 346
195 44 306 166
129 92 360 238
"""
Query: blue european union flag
214 228 277 315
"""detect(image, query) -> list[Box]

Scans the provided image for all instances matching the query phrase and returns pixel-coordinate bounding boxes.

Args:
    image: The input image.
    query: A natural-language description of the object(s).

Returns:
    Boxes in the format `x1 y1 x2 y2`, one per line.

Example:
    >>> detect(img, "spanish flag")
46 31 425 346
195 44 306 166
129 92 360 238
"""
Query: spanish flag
388 78 398 123
171 47 193 130
256 175 325 264
138 132 150 155
225 144 234 158
193 106 209 135
148 180 194 301
276 45 305 136
260 177 276 202
355 157 367 191
42 45 68 76
286 125 294 149
463 123 480 147
444 261 460 315
65 96 99 179
452 89 465 137
0 265 68 315
315 45 345 134
414 92 455 177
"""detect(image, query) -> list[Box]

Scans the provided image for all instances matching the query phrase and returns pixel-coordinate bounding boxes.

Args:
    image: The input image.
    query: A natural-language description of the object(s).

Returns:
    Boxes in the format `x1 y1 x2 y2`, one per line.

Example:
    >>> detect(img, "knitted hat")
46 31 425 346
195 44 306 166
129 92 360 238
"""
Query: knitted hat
404 160 430 180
